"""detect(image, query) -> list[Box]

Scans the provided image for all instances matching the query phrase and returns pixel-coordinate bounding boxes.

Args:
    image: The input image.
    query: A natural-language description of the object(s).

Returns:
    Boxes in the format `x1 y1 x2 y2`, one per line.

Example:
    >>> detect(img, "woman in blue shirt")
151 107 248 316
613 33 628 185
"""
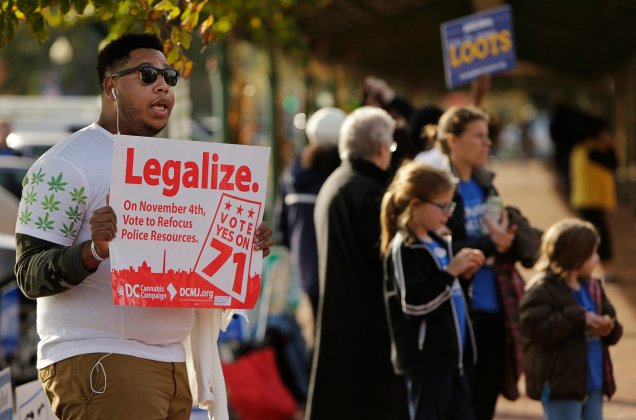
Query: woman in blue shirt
435 106 522 420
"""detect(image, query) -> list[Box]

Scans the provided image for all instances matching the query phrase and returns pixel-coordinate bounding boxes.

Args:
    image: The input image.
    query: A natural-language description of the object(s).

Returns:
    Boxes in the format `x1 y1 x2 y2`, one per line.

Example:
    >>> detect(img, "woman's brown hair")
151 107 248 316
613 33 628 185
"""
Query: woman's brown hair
436 106 489 154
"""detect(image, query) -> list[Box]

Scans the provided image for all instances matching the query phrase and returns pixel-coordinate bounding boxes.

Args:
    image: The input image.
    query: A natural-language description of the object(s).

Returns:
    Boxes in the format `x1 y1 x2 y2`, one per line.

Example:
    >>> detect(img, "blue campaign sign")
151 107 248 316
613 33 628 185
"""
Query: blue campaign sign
440 5 516 89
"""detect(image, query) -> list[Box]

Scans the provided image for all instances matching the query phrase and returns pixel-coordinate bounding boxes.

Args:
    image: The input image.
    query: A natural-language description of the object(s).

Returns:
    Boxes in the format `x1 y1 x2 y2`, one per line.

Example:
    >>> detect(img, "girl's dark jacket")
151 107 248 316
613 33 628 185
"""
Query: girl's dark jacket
383 230 476 375
520 273 622 401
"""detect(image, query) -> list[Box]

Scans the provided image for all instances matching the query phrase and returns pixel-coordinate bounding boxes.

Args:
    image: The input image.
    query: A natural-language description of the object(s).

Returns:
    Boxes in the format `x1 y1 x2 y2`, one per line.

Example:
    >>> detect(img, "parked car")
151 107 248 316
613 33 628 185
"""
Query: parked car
0 156 39 386
0 233 15 287
0 186 19 236
0 156 34 236
1 230 38 385
0 155 35 199
6 131 69 159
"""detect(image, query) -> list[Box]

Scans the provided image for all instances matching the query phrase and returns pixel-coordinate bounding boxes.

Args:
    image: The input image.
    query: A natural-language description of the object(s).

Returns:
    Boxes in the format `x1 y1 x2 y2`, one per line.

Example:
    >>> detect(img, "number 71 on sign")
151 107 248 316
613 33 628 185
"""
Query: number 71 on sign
194 193 261 303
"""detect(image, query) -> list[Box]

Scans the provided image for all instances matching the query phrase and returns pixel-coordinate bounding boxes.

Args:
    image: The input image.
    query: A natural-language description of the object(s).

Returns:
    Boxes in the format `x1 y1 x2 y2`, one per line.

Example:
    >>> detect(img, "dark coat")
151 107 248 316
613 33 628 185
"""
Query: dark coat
384 230 476 375
307 158 408 420
275 145 340 301
520 273 622 401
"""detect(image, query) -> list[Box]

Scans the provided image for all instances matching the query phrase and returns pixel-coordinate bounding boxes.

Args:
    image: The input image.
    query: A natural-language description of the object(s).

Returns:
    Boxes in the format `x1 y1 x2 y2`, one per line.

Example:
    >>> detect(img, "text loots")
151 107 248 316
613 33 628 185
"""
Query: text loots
449 29 512 68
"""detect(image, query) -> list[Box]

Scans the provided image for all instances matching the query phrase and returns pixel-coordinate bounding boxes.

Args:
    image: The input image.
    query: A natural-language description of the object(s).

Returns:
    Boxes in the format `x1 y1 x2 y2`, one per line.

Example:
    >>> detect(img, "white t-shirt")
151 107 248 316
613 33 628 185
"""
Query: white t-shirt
16 123 194 368
413 147 449 171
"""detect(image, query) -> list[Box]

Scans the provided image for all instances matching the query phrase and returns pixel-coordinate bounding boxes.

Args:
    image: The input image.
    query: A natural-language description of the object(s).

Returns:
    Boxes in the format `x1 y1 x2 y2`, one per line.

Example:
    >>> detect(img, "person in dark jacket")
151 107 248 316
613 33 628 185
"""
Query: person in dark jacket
520 219 622 419
549 102 589 198
275 107 345 320
380 161 484 420
306 106 408 420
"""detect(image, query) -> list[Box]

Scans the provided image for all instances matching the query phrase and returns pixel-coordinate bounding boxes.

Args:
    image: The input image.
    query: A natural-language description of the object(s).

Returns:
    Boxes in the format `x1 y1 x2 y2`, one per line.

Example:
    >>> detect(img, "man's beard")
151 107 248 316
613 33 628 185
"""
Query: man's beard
118 98 166 137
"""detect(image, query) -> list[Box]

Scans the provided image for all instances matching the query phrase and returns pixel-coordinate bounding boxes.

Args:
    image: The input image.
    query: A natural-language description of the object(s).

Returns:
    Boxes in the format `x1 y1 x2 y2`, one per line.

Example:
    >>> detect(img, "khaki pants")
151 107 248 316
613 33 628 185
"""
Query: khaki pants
39 353 192 420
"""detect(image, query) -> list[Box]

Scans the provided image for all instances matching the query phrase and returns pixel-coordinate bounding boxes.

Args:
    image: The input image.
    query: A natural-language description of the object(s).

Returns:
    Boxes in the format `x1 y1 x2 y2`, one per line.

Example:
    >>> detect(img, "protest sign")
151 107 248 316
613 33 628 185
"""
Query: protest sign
440 5 516 89
0 368 13 420
15 380 55 420
109 136 270 309
0 285 19 360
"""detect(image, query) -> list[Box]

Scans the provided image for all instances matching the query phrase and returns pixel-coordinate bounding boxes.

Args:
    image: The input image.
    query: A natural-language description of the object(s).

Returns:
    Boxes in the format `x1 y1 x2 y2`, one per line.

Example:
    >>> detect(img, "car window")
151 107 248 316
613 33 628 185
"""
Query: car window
0 249 15 288
0 168 26 198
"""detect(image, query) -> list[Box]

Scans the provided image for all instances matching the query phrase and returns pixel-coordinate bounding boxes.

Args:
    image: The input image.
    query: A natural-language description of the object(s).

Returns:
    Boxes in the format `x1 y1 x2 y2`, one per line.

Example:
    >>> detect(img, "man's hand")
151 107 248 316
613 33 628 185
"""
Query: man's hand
88 205 117 260
253 221 273 257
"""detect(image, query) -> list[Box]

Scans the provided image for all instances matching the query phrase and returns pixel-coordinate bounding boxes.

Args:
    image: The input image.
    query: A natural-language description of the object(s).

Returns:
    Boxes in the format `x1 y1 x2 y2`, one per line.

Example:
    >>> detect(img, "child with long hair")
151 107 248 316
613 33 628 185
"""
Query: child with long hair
520 219 622 420
381 161 485 420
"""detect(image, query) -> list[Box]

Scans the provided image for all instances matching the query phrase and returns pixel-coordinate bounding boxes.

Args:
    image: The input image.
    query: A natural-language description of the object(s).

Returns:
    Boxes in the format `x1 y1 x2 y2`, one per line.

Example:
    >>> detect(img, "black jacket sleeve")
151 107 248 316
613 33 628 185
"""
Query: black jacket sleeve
390 243 455 321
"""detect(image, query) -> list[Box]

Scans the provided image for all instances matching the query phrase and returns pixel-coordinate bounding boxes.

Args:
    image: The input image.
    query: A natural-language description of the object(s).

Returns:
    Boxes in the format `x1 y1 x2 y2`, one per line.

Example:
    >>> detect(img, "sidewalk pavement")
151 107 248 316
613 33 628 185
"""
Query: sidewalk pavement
491 159 636 420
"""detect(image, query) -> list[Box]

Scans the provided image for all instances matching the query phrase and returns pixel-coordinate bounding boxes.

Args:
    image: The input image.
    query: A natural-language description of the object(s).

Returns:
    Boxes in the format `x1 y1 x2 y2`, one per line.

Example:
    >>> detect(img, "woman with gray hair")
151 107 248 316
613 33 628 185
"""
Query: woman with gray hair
307 106 408 420
338 105 397 167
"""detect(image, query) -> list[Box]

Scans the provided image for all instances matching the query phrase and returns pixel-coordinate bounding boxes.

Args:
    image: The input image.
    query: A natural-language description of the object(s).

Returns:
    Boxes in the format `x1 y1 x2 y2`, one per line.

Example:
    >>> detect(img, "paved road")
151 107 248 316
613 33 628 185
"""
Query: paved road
491 159 636 420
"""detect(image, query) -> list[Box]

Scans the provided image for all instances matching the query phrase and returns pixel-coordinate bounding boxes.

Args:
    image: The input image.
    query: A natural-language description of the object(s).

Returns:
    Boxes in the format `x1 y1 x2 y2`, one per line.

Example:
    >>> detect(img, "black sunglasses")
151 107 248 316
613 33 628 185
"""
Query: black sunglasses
425 200 456 215
110 65 179 87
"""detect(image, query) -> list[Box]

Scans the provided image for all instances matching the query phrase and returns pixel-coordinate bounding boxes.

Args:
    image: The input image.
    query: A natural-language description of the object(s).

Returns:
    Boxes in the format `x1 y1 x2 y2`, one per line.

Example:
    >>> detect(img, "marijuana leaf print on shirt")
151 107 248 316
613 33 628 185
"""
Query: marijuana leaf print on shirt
17 160 88 244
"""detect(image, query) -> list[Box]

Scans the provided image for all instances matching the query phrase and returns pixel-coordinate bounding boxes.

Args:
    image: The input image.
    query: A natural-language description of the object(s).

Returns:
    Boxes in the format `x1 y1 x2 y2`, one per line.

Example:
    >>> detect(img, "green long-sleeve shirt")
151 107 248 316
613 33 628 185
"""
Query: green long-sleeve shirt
15 233 94 298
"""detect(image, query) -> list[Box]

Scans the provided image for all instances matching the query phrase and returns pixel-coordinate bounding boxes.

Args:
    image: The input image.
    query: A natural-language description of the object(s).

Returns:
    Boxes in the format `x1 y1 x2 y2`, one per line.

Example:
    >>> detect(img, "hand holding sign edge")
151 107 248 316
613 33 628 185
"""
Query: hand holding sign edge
85 192 117 268
253 221 273 257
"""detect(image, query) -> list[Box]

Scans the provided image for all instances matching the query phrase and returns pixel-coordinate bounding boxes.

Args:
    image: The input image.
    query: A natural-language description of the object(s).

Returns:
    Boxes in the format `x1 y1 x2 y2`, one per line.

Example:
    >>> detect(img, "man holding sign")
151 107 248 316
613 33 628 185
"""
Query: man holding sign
14 33 272 419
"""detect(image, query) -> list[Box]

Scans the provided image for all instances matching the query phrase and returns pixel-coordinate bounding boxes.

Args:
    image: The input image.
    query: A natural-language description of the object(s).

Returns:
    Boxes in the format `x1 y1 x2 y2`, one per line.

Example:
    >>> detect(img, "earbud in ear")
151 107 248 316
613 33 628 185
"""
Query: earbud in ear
111 88 117 101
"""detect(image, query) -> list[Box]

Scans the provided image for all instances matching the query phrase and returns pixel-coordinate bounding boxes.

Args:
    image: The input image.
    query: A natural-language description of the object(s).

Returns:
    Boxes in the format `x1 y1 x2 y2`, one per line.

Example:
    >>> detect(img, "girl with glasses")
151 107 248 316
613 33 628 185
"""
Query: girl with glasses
380 161 485 420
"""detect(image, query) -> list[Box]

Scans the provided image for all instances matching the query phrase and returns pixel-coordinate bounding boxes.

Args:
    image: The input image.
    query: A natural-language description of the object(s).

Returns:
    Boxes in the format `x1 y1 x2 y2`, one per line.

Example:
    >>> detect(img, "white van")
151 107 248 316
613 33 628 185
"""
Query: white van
6 131 70 158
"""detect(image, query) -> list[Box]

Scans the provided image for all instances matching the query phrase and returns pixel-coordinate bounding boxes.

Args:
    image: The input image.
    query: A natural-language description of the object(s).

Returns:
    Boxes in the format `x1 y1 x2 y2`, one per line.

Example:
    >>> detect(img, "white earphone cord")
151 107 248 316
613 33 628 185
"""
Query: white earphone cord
89 306 125 394
89 353 110 394
88 89 121 394
115 94 120 135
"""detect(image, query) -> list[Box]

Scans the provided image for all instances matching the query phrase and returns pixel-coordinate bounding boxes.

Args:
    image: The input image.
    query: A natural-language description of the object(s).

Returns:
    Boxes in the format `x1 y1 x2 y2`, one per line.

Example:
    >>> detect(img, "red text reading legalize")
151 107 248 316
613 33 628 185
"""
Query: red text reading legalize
124 148 260 197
